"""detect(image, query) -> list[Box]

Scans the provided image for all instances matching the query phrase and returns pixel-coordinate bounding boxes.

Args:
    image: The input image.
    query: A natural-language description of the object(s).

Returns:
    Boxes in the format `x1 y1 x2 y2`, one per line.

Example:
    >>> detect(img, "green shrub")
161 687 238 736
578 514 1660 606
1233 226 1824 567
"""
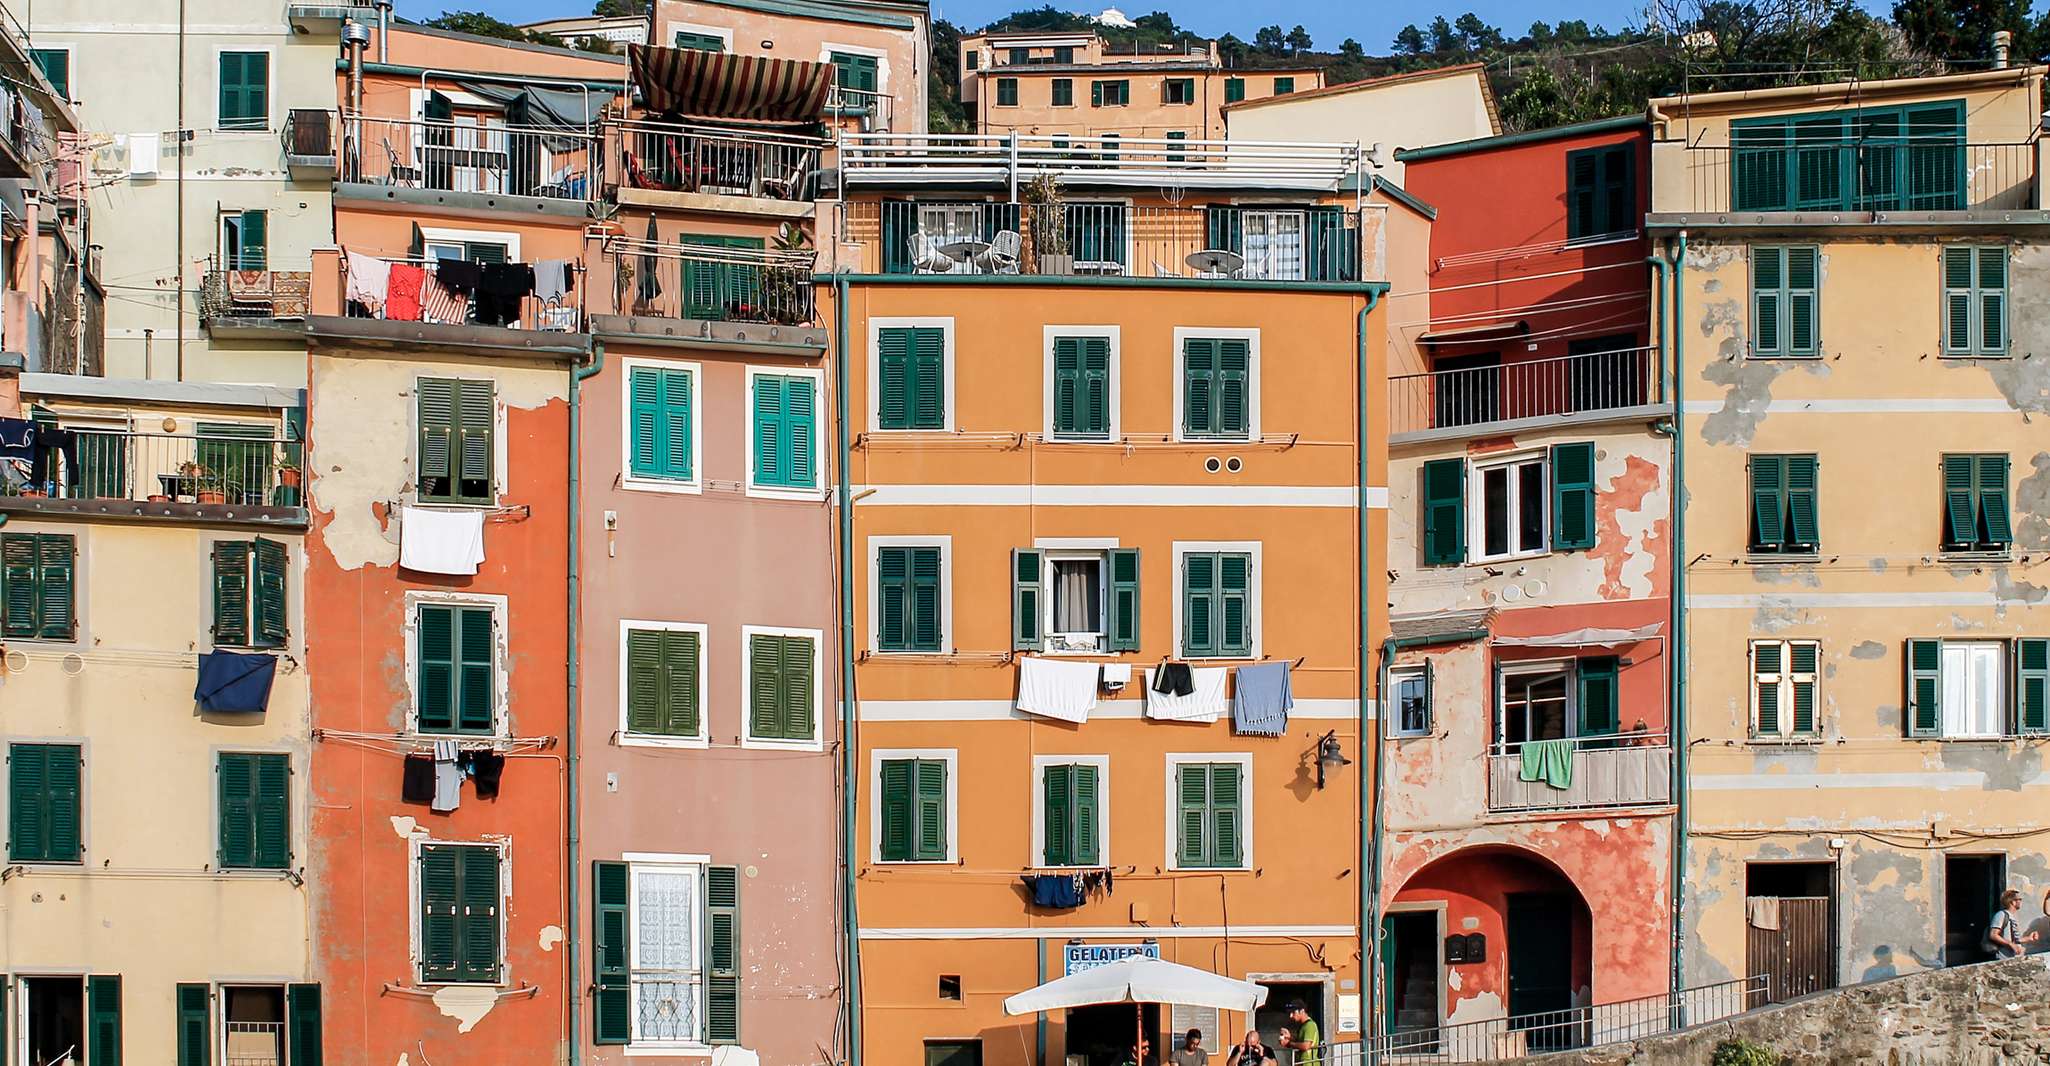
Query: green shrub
1710 1039 1781 1066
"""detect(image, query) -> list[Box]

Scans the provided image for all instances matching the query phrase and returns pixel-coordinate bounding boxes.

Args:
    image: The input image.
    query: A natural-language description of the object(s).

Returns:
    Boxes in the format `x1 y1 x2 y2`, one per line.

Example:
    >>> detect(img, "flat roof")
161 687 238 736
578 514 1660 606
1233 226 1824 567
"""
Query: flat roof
1648 64 2044 113
23 373 303 411
1222 62 1486 113
1395 113 1646 163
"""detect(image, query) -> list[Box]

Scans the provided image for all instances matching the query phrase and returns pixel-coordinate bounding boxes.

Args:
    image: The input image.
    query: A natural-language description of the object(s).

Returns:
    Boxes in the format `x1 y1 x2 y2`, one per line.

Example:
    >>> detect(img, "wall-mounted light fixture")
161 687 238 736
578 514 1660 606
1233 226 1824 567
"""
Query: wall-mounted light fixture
1314 729 1350 790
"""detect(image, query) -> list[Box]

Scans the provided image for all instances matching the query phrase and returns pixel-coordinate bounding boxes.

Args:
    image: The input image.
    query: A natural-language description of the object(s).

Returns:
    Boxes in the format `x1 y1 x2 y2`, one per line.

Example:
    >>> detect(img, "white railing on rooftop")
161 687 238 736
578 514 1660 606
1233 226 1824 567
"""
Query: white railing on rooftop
840 132 1362 192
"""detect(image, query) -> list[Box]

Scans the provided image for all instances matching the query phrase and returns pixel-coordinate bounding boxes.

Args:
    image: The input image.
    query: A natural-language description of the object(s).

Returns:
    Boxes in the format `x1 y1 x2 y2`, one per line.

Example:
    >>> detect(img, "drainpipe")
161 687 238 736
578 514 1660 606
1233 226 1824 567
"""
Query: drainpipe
1663 233 1689 1000
834 272 864 1066
1352 290 1380 1049
567 338 606 1063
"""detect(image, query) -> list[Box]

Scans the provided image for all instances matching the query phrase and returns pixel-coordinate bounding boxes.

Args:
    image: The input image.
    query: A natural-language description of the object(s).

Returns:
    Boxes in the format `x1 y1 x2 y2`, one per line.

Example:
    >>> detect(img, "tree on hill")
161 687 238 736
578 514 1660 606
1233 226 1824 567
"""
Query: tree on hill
1286 25 1315 53
1428 15 1459 51
591 0 648 15
1891 0 2040 64
1254 25 1287 55
1340 38 1366 59
422 10 554 45
1393 24 1428 54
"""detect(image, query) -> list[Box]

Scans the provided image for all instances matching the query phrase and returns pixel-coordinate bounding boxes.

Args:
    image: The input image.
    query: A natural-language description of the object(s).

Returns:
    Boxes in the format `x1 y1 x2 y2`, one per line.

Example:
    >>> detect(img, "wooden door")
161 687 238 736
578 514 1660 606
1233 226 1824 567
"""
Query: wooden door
1746 896 1833 1003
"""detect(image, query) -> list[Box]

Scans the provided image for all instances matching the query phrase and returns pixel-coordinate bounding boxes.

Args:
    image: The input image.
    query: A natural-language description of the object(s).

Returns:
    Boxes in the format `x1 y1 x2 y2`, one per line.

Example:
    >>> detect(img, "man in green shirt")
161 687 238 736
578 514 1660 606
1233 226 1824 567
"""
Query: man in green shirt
1279 1001 1320 1066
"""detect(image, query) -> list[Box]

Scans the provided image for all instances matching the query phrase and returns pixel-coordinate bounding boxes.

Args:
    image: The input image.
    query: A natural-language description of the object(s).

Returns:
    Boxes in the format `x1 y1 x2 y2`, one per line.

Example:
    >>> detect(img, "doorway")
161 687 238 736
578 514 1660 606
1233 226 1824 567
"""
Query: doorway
1945 854 2006 966
1066 1002 1160 1066
1745 861 1836 1002
1381 911 1439 1038
1506 893 1578 1050
23 976 86 1066
1251 978 1326 1056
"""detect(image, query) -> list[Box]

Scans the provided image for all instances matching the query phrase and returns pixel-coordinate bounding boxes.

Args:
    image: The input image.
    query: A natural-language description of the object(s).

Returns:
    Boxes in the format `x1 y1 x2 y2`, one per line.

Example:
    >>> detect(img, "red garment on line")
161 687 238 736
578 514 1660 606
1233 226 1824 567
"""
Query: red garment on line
386 264 427 321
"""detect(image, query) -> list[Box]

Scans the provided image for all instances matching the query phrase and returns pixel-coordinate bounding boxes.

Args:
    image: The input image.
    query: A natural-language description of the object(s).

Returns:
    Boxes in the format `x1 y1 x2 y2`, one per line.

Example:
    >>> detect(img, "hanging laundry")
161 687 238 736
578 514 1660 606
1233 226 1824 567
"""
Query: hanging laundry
431 739 463 812
1231 661 1294 737
1015 656 1101 723
1078 869 1116 900
434 257 483 298
345 251 392 313
533 259 572 302
0 417 37 460
461 750 506 799
475 262 536 327
385 263 427 321
1153 661 1194 697
1023 874 1083 909
399 505 487 576
1100 662 1133 689
420 266 469 324
194 650 278 713
1518 738 1575 790
401 754 436 805
1145 667 1228 723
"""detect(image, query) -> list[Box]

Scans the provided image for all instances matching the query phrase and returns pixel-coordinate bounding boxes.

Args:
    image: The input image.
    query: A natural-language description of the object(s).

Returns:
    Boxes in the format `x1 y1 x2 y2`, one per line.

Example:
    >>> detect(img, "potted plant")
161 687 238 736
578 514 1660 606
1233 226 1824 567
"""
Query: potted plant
279 462 302 489
178 460 223 503
1022 173 1071 276
762 221 816 326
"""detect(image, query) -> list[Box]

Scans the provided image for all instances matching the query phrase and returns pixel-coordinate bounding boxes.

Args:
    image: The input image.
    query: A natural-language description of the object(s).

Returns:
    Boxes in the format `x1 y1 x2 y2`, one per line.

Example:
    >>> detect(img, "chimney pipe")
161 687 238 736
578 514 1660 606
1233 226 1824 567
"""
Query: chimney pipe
376 0 392 62
343 20 369 113
1995 29 2012 68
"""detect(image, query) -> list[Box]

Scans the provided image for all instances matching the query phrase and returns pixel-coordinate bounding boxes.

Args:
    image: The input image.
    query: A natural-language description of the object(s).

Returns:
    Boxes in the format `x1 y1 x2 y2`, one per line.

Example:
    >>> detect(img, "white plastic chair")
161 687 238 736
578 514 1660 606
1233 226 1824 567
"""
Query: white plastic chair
985 230 1023 274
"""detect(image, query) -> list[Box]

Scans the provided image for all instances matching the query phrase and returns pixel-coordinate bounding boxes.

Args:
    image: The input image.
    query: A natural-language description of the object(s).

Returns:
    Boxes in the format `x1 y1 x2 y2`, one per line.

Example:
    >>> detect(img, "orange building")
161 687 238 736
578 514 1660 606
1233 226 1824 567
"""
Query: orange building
830 135 1386 1066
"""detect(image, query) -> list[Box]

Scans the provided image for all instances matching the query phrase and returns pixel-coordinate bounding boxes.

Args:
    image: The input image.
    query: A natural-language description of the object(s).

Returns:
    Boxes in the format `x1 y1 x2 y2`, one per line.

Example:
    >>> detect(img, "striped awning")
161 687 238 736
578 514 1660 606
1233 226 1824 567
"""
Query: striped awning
629 44 833 126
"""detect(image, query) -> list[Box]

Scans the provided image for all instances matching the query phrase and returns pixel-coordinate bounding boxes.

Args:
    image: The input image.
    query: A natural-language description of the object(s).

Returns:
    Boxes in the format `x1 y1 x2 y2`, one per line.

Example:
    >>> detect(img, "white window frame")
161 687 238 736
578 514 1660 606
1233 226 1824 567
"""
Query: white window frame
867 317 957 433
670 21 734 51
869 747 960 864
401 589 512 738
739 624 826 751
1389 665 1432 738
407 835 511 987
743 365 828 502
418 225 524 263
1163 751 1253 872
1170 540 1263 661
411 373 509 507
214 45 276 133
622 852 712 1052
1238 209 1309 281
209 745 294 875
617 619 710 749
197 529 299 654
1750 639 1819 740
1042 325 1121 442
1470 451 1550 563
1495 658 1576 751
1025 537 1120 656
1031 754 1111 869
619 356 704 495
866 535 953 655
1941 640 2007 740
1171 326 1262 442
215 983 293 1062
818 41 892 95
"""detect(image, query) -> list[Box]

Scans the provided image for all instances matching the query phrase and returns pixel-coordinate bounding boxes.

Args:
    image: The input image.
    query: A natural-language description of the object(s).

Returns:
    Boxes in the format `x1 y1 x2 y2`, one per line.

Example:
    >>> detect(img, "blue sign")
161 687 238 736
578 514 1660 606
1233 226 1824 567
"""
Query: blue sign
1063 942 1160 976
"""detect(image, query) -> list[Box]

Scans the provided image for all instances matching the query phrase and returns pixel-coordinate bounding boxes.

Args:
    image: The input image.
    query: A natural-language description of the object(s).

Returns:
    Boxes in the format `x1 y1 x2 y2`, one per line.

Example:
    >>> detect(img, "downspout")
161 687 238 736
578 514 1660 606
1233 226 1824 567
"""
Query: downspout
568 337 606 1063
834 272 864 1066
1351 291 1376 1051
1663 232 1689 999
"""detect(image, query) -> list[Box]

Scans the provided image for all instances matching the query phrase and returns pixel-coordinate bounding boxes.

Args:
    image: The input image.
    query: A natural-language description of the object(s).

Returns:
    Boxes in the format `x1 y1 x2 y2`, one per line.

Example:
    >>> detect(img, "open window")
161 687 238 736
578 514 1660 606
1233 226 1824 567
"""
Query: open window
1473 453 1548 562
1495 656 1619 751
1012 548 1139 654
15 975 124 1066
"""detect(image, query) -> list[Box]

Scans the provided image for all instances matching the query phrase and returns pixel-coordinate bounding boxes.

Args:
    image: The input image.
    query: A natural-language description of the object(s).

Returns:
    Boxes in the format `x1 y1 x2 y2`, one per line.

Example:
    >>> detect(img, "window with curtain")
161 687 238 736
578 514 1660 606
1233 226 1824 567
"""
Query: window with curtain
1941 641 2006 739
632 863 703 1045
1500 668 1570 747
1240 210 1306 280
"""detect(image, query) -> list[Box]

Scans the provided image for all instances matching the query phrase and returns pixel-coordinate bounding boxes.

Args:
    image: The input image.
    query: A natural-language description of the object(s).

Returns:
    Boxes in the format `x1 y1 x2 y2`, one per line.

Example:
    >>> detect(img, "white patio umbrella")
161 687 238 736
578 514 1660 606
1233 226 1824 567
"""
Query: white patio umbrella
1004 956 1268 1066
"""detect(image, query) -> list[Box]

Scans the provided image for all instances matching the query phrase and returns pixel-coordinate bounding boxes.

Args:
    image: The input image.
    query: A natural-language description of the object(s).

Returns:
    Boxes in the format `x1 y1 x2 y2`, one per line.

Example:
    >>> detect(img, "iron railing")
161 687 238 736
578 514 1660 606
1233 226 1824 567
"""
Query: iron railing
828 85 895 131
1389 346 1658 436
840 132 1360 190
1667 140 2035 214
284 108 335 158
1351 976 1768 1063
224 1021 285 1066
341 115 596 200
2 429 304 508
340 254 583 332
601 237 816 326
202 257 312 320
1487 733 1672 812
843 200 1360 281
605 118 823 202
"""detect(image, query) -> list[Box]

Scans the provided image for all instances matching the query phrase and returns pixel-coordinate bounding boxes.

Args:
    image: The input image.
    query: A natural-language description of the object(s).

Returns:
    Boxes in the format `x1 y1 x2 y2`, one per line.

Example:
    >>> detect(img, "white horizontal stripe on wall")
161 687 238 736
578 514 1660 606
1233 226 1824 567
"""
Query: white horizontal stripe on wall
852 484 1388 508
1681 399 2017 415
1690 592 2026 609
859 698 1362 721
860 924 1358 940
1691 770 2036 791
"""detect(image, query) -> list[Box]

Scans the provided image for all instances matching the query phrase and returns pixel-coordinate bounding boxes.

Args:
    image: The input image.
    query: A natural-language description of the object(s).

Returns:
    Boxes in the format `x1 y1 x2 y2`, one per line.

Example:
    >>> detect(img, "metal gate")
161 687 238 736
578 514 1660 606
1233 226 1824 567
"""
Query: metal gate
1745 896 1833 1003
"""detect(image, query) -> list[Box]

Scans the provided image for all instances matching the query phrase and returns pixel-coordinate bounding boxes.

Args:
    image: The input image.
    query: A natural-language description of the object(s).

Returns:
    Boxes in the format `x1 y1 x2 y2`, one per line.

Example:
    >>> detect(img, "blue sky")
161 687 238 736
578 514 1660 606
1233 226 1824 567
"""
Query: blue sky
392 0 1650 55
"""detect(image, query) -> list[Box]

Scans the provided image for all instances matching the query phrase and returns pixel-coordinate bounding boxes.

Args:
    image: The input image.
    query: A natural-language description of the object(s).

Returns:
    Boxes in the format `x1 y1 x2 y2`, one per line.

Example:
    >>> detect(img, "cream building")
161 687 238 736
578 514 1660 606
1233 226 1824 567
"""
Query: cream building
1224 64 1499 183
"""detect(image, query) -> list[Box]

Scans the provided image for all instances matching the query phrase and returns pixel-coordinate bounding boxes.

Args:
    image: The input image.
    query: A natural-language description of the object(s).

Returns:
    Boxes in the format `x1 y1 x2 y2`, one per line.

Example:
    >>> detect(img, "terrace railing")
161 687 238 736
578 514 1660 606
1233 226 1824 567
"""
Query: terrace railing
339 254 583 333
341 115 596 201
1666 139 2036 214
202 256 312 321
4 428 304 508
840 132 1361 191
1487 733 1672 812
1349 976 1768 1063
605 118 823 203
1388 346 1659 437
600 237 817 326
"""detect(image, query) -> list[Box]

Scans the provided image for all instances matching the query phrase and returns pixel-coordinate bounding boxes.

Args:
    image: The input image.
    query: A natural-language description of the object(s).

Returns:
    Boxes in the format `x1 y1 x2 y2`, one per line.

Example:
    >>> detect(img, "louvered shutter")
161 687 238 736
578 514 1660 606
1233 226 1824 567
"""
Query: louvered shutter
456 845 502 982
878 327 913 429
87 975 121 1066
1183 337 1216 435
1218 553 1250 657
213 540 252 646
787 377 816 487
1576 656 1619 736
1752 247 1783 355
910 548 942 651
1978 246 2007 353
1789 641 1819 735
629 368 661 476
661 369 693 478
1421 459 1466 565
879 759 914 860
876 548 909 650
780 635 816 740
1943 247 1975 354
218 752 257 867
2016 638 2050 735
915 759 948 860
1209 763 1242 866
1182 553 1216 657
1072 763 1100 865
1043 763 1072 866
1217 339 1249 435
753 374 786 486
911 327 945 428
417 605 456 732
1906 638 1942 737
456 607 495 734
1785 246 1818 355
286 984 323 1066
14 533 77 641
1549 442 1596 550
1784 455 1819 550
455 379 494 502
1942 455 1978 549
1106 548 1140 652
1978 454 2012 548
1176 764 1208 866
663 630 701 736
8 743 45 861
176 984 211 1066
238 210 269 271
419 845 461 980
1904 102 1964 210
1602 146 1634 235
593 860 631 1043
1080 337 1110 436
417 378 455 498
1753 642 1782 736
254 538 288 646
1567 148 1597 238
749 635 784 739
1732 121 1789 211
627 628 665 733
1791 115 1845 209
2 533 39 638
1012 549 1043 649
1749 456 1784 550
1091 80 1104 106
706 865 742 1043
1052 338 1082 435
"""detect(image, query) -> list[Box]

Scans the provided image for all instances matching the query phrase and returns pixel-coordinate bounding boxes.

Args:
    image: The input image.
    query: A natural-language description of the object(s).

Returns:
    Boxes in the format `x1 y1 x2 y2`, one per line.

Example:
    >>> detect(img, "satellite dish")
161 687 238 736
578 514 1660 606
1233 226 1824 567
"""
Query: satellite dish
1365 142 1389 169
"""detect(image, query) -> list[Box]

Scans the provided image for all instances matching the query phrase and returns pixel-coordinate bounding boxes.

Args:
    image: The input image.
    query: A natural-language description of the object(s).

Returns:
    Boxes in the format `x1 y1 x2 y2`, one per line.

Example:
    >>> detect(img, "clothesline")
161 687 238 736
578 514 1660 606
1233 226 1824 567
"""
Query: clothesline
313 728 557 753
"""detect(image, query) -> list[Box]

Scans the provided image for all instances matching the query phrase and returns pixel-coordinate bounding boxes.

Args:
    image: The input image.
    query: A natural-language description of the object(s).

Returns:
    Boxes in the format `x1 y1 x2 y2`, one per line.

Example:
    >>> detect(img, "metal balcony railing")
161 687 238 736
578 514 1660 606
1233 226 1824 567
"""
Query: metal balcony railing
2 429 304 508
202 257 312 321
843 200 1361 281
340 254 584 333
840 132 1361 190
1352 976 1767 1062
225 1021 285 1066
1389 346 1658 437
1667 140 2036 214
605 119 823 202
341 116 596 200
1487 732 1672 812
284 108 336 158
828 85 894 131
601 237 816 326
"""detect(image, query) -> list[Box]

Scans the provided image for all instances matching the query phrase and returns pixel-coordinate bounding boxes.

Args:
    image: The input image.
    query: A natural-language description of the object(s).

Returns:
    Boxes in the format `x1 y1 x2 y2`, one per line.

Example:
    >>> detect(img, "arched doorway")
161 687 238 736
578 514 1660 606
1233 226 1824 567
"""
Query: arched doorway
1384 845 1594 1051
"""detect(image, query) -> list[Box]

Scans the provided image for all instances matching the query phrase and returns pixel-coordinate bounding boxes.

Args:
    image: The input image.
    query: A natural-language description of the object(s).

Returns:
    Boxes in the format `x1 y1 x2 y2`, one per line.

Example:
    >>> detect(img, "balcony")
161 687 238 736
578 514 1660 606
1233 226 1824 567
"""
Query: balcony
283 108 337 176
1652 138 2041 223
604 119 823 216
1487 734 1672 813
828 85 895 133
0 427 306 526
329 252 584 342
841 201 1361 282
839 132 1361 192
225 1020 284 1066
590 236 824 351
201 258 312 338
338 116 596 217
287 0 378 33
1388 346 1661 443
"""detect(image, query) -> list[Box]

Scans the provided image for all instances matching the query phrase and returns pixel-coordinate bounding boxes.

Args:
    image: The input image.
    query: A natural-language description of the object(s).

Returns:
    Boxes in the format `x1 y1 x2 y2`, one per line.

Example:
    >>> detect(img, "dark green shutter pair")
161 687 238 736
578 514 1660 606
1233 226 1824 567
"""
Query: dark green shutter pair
217 752 290 869
748 634 816 740
1224 78 1245 103
417 377 495 504
877 547 943 652
1182 337 1249 438
1052 79 1073 107
1576 656 1620 738
753 373 818 489
996 78 1019 106
1050 336 1111 438
879 758 948 861
419 843 502 982
1906 638 2050 736
1181 553 1250 658
1565 144 1634 240
176 984 322 1066
592 861 743 1045
878 326 946 430
219 51 269 130
625 628 701 737
1730 101 1964 211
30 47 70 98
1010 548 1139 651
417 604 495 734
1165 78 1194 104
1 531 76 640
1042 763 1101 866
1752 641 1819 737
1175 763 1242 868
830 51 879 92
628 366 694 482
1751 246 1819 357
7 742 82 863
674 30 725 50
681 234 767 321
1943 246 2007 356
1419 443 1596 565
1748 454 1820 553
212 538 289 647
228 211 268 271
1941 454 2012 552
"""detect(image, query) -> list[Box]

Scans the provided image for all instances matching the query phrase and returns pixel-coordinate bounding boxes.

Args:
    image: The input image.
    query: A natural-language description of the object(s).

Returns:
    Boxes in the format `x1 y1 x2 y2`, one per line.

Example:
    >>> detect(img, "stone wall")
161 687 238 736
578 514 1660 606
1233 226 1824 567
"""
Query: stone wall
1507 956 2050 1065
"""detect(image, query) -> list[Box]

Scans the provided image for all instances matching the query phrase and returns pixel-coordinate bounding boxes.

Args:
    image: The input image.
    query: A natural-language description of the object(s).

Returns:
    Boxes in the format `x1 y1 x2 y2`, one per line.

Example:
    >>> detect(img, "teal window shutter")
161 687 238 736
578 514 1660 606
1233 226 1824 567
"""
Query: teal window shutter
878 327 945 430
1576 656 1620 737
1225 77 1245 103
1043 763 1101 866
830 51 878 92
1106 548 1140 652
88 975 121 1066
1943 246 2008 356
1789 641 1819 735
1943 453 2011 551
1421 459 1466 565
1549 442 1597 550
8 742 82 863
1978 453 2013 549
254 538 289 646
1906 638 1942 737
1012 549 1043 649
592 860 631 1044
1167 130 1186 162
1750 454 1818 552
706 866 742 1043
753 373 818 489
287 984 323 1066
219 50 269 130
1754 246 1819 358
416 378 495 504
879 759 914 860
177 984 211 1066
218 751 292 869
1 532 76 640
1784 455 1820 550
628 366 694 481
674 30 725 50
1182 553 1217 657
2017 638 2050 735
30 48 69 98
1273 77 1294 94
1785 246 1818 355
417 605 495 734
1752 642 1782 736
212 540 252 646
1182 338 1249 438
233 210 269 271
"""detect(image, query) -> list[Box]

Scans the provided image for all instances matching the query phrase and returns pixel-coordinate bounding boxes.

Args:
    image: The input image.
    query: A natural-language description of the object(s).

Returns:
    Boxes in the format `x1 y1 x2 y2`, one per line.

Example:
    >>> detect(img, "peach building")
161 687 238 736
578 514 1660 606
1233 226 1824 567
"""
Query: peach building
652 0 931 132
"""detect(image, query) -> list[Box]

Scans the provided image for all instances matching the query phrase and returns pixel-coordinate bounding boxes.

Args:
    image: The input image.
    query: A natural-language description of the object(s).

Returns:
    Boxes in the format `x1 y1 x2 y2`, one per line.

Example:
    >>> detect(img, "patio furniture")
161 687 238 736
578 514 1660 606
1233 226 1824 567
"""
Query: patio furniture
986 230 1023 273
1185 249 1246 277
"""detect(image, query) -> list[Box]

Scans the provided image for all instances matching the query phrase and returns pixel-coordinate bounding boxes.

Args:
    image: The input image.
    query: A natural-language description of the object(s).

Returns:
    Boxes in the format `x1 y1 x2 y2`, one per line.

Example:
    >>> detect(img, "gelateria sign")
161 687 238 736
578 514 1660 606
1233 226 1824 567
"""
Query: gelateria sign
1062 941 1160 976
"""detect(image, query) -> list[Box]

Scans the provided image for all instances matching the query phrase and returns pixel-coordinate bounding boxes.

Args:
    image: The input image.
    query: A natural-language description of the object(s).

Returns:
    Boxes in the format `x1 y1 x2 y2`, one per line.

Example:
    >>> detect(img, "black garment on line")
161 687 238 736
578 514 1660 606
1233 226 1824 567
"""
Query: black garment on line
462 751 506 799
434 257 483 297
474 262 536 327
1154 661 1194 697
402 754 436 804
0 417 37 460
33 428 77 487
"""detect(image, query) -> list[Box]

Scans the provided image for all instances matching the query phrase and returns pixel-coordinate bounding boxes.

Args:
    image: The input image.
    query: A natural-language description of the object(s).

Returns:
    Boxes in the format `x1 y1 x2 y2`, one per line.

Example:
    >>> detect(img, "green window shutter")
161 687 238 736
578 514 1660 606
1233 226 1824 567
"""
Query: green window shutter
877 327 913 429
31 48 69 98
220 51 269 130
212 540 252 646
1176 764 1208 866
878 327 944 430
455 607 495 734
1225 77 1245 103
2 532 38 638
1576 656 1620 736
910 548 942 651
254 538 288 646
1785 246 1818 355
1421 458 1466 565
780 635 816 739
1091 80 1104 106
1753 642 1782 736
625 629 668 734
1752 246 1783 356
417 378 493 504
1052 79 1073 107
1218 553 1251 657
1043 763 1073 866
176 984 211 1066
675 31 725 50
629 367 695 481
87 975 121 1066
1216 339 1249 436
1749 455 1784 550
911 328 945 428
1183 337 1217 435
232 210 269 271
1012 548 1043 649
1784 455 1819 550
1167 130 1186 162
419 844 461 980
1942 454 1979 549
217 752 257 868
1051 336 1111 438
1906 638 1942 737
2016 638 2050 735
1566 148 1598 239
1182 553 1217 657
997 78 1018 106
1106 547 1140 652
1549 442 1597 551
706 865 743 1043
417 378 454 497
1978 246 2008 353
1052 337 1081 434
417 605 456 732
749 634 812 741
879 759 914 860
1978 453 2012 549
1273 77 1294 94
592 860 631 1044
831 51 878 92
1789 641 1819 735
458 844 502 981
1943 246 1975 354
1209 762 1242 866
1081 337 1110 435
664 630 702 736
914 759 948 860
876 547 909 651
753 374 818 489
286 984 323 1066
456 380 495 502
1071 763 1100 865
8 743 81 863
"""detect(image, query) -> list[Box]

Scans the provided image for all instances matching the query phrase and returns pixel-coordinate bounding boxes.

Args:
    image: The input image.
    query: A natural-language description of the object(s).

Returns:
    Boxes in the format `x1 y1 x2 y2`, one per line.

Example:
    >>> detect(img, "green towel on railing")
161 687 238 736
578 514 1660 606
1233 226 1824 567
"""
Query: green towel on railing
1518 739 1575 789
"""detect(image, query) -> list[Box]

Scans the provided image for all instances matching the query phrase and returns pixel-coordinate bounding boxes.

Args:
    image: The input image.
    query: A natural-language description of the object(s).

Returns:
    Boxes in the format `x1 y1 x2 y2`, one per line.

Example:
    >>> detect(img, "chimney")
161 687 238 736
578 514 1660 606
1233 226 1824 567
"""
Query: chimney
1994 29 2013 68
343 20 370 113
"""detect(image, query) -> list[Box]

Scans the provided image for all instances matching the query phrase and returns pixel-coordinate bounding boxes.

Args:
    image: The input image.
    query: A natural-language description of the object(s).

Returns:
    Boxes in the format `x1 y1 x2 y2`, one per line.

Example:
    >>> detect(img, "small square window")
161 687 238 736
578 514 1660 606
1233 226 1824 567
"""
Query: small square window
1391 666 1432 737
939 975 962 1001
1164 78 1194 104
996 78 1018 107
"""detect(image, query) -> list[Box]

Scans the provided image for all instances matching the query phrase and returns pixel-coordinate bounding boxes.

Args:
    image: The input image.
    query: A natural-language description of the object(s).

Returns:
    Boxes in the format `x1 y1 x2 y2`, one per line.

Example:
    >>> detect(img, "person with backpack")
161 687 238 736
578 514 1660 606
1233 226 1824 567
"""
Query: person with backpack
1988 889 2039 958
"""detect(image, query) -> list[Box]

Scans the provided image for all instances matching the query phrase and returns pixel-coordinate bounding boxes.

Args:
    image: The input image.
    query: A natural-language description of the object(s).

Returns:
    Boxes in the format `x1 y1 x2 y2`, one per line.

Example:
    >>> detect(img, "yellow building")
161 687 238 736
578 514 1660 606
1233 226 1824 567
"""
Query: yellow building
1650 66 2050 999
